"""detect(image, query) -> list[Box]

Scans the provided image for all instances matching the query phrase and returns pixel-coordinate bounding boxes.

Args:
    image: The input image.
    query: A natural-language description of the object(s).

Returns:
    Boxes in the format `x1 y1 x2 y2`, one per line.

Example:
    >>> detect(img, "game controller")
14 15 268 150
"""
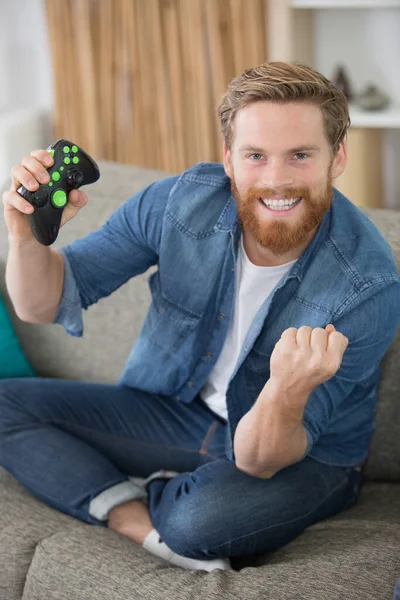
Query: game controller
17 139 100 246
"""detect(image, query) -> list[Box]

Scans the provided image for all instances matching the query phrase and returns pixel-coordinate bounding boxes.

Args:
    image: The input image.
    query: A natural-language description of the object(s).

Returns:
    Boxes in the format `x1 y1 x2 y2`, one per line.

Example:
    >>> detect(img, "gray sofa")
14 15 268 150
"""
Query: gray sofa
1 160 400 600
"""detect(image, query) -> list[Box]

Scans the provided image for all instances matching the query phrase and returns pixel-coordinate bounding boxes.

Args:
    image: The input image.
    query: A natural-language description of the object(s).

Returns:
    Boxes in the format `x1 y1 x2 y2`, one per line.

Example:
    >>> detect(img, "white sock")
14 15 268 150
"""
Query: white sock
142 529 232 572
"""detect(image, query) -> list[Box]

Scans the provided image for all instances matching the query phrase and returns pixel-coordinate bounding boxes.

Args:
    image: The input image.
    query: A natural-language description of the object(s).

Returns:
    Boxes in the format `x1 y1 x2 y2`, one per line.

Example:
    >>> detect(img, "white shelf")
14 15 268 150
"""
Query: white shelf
349 104 400 128
292 0 400 8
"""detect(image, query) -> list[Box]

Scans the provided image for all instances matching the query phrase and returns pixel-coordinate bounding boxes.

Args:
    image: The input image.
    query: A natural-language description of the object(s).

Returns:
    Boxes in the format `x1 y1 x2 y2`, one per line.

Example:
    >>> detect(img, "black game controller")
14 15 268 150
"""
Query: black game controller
17 139 100 246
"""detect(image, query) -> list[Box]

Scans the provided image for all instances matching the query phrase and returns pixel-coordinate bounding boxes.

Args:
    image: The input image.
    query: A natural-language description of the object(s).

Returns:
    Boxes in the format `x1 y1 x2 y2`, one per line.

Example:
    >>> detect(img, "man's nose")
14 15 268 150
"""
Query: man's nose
261 161 293 190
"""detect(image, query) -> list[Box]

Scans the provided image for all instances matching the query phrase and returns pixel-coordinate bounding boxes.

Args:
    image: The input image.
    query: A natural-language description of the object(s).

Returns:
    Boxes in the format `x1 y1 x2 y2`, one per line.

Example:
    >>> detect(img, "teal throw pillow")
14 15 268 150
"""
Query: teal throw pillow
0 292 35 378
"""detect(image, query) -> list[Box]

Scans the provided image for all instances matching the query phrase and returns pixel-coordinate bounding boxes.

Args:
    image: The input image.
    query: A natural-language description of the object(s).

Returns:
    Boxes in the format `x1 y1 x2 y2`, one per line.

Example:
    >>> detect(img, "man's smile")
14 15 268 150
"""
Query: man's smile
258 197 303 215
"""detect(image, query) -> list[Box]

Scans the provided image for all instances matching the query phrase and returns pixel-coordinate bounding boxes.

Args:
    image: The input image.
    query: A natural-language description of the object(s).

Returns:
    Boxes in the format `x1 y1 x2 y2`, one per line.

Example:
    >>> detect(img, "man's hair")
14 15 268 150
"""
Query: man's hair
218 61 351 155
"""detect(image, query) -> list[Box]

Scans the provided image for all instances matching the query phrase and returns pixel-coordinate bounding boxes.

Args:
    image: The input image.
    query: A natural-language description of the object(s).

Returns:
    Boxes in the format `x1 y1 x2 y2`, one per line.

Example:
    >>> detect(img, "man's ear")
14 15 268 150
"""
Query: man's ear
223 142 233 179
331 138 347 180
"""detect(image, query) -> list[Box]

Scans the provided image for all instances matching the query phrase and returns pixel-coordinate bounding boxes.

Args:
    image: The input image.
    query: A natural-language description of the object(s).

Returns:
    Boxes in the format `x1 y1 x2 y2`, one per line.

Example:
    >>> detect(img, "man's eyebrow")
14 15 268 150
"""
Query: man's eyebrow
238 144 321 154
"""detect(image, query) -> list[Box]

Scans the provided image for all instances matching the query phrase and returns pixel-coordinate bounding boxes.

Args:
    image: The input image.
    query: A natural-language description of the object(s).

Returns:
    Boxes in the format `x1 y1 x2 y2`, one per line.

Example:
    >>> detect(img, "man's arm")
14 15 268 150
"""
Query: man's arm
234 282 400 479
13 175 177 335
234 378 309 479
3 148 87 323
6 238 64 323
234 323 344 479
4 141 178 330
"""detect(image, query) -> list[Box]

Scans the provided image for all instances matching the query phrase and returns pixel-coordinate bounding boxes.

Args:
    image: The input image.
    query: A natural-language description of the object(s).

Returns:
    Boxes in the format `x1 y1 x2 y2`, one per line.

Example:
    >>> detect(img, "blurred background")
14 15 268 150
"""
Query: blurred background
0 0 399 210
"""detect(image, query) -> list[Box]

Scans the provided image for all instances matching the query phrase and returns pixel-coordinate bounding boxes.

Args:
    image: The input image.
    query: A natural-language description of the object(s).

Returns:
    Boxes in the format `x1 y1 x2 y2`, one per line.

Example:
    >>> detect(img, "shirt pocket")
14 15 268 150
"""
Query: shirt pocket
147 271 202 353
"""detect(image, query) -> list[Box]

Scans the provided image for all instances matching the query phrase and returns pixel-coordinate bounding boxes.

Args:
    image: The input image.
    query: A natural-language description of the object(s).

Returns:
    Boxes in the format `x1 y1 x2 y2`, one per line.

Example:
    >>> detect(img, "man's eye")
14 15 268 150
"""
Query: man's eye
294 153 309 160
250 153 263 160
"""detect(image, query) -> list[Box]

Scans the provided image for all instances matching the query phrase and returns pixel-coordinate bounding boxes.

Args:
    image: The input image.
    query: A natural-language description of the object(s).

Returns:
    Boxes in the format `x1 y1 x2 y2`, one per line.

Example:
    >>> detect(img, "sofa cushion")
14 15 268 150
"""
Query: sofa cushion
0 467 82 600
23 517 400 600
0 466 399 600
0 292 34 379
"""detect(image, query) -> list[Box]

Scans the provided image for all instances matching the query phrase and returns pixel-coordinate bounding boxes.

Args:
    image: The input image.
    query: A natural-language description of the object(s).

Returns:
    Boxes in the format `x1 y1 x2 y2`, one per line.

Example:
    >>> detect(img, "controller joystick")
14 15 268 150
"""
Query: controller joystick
17 139 100 246
66 169 84 187
30 186 48 208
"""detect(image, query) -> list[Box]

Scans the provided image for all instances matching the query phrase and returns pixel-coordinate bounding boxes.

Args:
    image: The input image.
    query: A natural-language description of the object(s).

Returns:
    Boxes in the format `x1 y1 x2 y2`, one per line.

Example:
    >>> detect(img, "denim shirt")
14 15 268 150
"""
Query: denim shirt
54 162 400 468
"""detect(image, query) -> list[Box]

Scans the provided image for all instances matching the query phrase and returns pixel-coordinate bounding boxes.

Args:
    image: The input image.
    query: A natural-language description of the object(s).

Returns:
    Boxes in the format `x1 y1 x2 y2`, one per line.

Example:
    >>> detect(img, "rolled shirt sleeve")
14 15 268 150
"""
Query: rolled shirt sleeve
52 175 178 337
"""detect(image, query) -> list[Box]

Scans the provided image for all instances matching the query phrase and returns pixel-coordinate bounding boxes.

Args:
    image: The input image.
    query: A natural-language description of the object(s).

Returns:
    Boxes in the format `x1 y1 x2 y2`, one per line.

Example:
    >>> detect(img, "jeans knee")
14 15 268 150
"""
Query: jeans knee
158 493 224 559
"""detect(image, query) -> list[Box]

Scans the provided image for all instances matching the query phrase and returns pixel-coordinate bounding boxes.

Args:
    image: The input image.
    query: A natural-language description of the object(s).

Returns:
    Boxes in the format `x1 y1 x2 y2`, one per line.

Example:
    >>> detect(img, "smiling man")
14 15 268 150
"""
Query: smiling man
1 62 400 572
223 83 346 266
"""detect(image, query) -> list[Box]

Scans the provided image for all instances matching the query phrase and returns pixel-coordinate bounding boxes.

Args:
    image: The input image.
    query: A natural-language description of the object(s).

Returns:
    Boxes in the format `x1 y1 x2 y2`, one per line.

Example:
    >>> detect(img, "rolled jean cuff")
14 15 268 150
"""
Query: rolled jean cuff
89 480 148 522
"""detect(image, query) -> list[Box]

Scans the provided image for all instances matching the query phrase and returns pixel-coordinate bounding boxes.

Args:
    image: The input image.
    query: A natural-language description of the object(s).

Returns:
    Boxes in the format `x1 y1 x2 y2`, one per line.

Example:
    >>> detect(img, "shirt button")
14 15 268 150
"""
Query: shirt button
219 313 225 319
187 381 194 388
207 352 213 358
244 346 249 352
175 395 181 401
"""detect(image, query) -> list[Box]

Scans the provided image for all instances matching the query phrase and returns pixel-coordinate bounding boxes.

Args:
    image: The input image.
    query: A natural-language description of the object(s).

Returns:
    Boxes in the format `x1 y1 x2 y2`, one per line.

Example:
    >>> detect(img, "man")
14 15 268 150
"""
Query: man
1 62 400 572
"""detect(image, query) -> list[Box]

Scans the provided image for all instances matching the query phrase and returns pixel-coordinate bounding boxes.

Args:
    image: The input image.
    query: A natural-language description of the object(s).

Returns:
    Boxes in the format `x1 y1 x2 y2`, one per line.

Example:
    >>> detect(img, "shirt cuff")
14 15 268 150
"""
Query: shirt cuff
52 248 84 337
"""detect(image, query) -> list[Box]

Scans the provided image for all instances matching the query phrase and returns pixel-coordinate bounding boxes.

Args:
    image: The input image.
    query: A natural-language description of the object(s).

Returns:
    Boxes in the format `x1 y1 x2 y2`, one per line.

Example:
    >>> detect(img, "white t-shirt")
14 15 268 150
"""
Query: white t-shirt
199 234 298 421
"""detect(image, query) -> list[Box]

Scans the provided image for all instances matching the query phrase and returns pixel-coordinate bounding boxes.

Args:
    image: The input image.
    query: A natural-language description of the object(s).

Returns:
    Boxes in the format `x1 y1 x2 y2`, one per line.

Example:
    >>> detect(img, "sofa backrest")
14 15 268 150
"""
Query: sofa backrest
0 160 399 482
357 208 400 482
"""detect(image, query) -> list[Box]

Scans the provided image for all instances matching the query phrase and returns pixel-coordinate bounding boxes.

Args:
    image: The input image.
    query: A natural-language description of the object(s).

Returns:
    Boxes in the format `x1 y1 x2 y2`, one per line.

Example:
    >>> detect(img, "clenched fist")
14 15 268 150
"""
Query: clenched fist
268 324 349 400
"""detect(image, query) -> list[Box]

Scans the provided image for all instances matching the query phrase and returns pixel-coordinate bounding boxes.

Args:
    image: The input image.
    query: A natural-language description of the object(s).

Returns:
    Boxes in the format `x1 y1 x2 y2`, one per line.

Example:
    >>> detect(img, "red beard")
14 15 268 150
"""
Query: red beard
230 175 333 256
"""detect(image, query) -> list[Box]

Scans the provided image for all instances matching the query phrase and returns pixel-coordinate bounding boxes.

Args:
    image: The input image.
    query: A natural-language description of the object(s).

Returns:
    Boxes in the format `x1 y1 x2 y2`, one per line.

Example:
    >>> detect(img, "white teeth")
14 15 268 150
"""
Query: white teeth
261 197 301 210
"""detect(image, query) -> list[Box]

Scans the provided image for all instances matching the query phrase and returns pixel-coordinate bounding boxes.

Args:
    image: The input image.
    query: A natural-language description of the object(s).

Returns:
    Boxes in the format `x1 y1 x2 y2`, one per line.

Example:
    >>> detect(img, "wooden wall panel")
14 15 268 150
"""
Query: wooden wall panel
44 0 268 172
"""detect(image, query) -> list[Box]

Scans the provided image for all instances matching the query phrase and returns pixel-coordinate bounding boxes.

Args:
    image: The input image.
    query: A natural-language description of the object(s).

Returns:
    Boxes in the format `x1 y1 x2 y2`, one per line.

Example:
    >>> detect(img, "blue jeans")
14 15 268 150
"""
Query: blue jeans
0 377 363 560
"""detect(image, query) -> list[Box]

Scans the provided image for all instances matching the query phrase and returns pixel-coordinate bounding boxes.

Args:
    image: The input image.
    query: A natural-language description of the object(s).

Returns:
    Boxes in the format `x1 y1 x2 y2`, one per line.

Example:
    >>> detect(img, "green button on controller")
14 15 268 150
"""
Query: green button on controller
72 156 79 164
52 171 61 182
51 189 67 208
64 157 71 165
72 145 78 153
63 146 70 153
49 149 55 158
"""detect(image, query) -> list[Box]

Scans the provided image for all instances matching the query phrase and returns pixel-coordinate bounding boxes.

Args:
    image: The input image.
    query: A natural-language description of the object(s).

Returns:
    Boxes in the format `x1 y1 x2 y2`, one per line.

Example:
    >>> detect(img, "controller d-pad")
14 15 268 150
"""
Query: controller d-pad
66 169 84 186
31 187 48 208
